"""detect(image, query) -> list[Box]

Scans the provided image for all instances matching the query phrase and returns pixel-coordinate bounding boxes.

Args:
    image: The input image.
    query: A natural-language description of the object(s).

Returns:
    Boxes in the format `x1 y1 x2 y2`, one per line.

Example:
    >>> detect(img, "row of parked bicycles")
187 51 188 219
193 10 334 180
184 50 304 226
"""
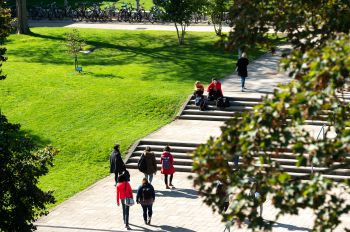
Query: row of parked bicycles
9 2 216 24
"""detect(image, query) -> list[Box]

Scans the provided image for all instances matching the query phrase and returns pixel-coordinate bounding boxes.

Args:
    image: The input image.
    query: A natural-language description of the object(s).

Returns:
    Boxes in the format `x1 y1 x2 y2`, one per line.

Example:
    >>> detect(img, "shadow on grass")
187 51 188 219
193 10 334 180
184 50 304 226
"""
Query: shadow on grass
10 31 282 83
77 71 124 79
18 129 52 148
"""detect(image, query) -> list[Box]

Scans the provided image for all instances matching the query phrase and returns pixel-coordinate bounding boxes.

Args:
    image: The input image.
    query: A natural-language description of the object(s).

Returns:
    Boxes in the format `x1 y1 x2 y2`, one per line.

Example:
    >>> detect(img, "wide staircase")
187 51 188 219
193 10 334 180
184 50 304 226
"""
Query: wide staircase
125 140 350 181
177 95 347 126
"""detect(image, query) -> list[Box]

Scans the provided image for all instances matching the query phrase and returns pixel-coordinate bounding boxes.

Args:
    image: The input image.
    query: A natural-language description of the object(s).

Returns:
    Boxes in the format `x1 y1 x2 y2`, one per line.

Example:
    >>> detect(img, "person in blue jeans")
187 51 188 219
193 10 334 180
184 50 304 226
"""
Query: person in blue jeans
136 178 155 225
236 53 249 92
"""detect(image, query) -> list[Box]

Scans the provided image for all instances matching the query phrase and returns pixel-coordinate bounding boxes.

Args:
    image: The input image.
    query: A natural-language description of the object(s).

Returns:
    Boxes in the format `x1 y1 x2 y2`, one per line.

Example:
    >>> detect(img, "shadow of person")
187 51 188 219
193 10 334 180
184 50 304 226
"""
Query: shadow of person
155 188 198 199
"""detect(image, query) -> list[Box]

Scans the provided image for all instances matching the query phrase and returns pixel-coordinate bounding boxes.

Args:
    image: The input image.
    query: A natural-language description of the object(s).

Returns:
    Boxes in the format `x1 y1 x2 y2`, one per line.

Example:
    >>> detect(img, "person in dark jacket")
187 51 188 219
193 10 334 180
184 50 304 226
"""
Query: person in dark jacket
136 178 155 225
236 52 249 92
141 146 157 184
110 144 126 185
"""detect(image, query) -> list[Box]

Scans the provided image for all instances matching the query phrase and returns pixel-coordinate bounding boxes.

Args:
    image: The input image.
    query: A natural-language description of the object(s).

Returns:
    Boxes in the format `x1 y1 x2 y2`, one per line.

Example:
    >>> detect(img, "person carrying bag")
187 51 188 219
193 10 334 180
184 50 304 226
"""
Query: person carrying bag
116 178 134 230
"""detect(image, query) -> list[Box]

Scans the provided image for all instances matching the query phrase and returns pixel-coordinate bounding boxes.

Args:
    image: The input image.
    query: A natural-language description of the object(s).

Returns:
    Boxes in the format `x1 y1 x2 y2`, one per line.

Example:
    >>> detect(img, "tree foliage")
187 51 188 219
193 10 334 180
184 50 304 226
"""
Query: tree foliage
64 29 85 70
0 114 58 231
193 0 350 230
153 0 207 45
226 0 350 51
0 0 12 80
207 0 230 36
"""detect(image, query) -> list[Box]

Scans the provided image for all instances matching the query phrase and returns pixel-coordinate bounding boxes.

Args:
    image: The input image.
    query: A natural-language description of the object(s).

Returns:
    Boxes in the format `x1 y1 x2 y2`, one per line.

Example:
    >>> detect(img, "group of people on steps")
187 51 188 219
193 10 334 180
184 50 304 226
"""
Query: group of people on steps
194 53 249 110
109 144 175 230
108 53 250 230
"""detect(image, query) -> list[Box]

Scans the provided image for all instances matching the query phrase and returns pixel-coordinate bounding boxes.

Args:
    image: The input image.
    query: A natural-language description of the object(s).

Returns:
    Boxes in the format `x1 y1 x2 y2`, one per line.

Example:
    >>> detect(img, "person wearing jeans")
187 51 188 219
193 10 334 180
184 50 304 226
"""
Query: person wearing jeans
116 178 133 230
136 178 155 225
236 53 249 92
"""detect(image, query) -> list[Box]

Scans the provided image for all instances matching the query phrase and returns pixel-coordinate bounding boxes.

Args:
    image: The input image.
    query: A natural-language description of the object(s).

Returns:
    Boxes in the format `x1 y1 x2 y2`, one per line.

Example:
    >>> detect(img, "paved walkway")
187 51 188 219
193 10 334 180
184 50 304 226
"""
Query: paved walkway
35 45 347 231
29 20 232 32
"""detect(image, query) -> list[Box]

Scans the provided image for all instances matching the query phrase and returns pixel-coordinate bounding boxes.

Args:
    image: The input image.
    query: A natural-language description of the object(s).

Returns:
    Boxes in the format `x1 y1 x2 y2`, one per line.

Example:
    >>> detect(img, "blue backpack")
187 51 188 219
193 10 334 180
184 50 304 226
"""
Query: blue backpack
162 156 171 170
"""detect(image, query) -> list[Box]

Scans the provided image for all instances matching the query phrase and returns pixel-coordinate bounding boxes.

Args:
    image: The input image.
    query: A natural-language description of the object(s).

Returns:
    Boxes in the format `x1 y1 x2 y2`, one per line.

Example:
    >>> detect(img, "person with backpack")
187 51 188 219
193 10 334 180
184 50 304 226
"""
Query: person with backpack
160 145 175 189
207 78 223 101
136 178 156 225
236 52 249 92
110 144 126 185
116 175 134 230
139 146 157 184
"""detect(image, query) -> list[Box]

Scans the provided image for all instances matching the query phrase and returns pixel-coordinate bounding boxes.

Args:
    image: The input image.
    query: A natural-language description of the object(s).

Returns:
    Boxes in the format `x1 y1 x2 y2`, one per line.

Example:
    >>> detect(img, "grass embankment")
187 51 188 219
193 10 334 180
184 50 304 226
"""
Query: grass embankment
0 28 270 206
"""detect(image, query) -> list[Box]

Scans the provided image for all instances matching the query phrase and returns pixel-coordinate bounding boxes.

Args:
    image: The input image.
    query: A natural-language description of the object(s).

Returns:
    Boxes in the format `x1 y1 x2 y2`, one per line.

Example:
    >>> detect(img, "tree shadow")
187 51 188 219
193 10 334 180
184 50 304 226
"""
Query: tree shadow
272 221 311 231
11 31 239 83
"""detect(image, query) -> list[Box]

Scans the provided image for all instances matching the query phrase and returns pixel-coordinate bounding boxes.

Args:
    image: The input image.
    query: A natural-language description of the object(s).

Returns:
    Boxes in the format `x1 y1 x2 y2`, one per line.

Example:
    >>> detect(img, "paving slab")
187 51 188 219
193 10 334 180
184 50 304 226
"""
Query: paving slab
144 119 224 143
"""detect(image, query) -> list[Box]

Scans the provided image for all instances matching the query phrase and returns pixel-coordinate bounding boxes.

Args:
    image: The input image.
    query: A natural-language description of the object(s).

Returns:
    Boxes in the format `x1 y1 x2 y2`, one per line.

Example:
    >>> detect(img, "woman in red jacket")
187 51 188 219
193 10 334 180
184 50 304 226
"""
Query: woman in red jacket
161 145 175 189
116 173 134 230
207 78 223 100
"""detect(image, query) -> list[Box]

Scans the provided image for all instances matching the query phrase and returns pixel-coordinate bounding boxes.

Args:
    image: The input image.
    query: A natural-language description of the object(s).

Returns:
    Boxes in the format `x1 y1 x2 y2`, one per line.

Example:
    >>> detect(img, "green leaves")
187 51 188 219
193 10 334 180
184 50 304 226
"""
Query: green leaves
0 113 58 231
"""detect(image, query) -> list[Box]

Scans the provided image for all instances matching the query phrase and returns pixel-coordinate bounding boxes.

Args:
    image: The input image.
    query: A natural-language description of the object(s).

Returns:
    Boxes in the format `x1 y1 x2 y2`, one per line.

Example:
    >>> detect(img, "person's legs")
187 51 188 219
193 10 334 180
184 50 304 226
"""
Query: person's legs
241 76 246 89
141 204 147 223
144 173 149 182
148 174 153 184
147 204 153 224
125 204 130 226
164 174 169 188
169 174 174 186
121 200 126 224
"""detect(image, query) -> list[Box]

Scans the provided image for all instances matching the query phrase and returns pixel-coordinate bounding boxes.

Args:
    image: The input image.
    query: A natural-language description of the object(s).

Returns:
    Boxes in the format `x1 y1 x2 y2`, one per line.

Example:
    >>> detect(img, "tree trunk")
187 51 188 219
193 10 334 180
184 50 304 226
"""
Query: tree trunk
180 24 186 45
16 0 30 34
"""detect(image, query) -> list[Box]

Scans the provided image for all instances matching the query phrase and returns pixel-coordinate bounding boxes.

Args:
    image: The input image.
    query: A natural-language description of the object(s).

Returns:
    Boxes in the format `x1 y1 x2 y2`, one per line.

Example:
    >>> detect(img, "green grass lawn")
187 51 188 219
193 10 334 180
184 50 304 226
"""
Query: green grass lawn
0 27 269 206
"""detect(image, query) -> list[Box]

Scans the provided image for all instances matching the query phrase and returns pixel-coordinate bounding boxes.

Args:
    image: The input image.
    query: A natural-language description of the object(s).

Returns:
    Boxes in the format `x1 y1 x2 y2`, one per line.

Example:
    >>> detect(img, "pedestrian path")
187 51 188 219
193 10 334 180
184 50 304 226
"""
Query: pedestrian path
35 45 349 231
29 20 232 32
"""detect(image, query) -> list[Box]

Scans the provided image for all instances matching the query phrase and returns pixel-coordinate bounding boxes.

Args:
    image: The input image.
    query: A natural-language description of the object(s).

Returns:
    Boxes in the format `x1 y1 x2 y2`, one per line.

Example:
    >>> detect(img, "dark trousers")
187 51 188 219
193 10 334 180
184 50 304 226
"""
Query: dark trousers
121 200 130 225
164 174 173 185
141 204 153 221
208 89 222 100
114 172 119 184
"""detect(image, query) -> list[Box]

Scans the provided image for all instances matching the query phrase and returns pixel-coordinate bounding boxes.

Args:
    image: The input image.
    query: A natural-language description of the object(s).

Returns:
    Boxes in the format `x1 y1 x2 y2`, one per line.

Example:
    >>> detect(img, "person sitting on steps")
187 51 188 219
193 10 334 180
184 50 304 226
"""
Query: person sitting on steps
207 78 223 101
194 81 205 96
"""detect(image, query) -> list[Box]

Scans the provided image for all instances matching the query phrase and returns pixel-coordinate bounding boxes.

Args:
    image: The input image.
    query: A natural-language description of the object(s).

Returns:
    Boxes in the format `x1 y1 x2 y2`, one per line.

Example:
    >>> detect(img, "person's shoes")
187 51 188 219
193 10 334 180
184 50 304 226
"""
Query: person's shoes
147 217 152 225
166 185 170 189
169 183 174 187
241 88 244 92
144 220 148 225
125 225 131 230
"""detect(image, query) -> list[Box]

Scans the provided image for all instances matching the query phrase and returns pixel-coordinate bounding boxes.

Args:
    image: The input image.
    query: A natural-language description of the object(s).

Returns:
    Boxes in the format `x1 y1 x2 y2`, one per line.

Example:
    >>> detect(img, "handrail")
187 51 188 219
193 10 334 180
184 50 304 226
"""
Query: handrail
311 124 326 174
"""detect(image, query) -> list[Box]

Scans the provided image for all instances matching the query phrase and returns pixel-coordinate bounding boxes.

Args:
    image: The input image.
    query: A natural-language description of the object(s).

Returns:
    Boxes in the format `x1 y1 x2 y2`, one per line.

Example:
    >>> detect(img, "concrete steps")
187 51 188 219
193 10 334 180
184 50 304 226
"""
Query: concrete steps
178 95 334 126
125 140 350 180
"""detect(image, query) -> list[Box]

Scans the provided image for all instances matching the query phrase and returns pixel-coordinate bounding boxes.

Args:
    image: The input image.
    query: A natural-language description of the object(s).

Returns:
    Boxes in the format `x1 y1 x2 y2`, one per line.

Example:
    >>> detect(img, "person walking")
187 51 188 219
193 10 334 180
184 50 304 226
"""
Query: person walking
136 178 156 225
116 177 134 230
140 146 157 184
160 145 175 189
236 52 249 92
110 144 126 185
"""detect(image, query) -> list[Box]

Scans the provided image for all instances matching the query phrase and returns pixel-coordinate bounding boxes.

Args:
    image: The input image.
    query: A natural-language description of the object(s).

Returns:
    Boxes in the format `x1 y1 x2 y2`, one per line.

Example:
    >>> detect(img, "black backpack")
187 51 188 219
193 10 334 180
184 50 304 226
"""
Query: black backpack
142 185 153 200
138 154 147 173
216 97 225 108
224 98 230 107
200 98 207 111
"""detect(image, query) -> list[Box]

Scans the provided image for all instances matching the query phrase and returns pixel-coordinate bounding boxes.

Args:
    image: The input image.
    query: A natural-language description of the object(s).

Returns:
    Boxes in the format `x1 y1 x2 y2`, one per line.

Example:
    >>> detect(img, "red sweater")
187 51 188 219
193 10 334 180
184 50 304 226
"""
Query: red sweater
207 81 223 96
116 181 133 204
